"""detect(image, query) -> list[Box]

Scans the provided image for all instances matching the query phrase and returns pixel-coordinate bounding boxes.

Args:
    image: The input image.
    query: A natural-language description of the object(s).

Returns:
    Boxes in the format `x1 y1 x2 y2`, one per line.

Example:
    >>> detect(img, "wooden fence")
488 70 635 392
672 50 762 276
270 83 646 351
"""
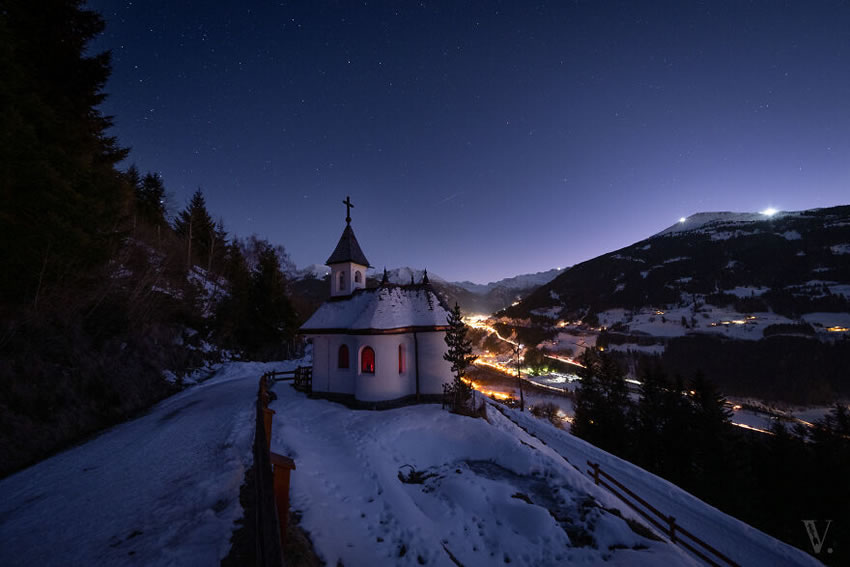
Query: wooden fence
268 366 312 394
586 460 740 567
252 373 297 566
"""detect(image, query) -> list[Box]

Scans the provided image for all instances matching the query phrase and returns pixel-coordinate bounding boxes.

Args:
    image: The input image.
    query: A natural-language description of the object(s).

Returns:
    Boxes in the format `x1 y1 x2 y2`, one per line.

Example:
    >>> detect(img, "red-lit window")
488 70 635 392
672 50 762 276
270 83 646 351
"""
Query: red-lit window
361 346 375 374
338 344 349 369
398 344 406 373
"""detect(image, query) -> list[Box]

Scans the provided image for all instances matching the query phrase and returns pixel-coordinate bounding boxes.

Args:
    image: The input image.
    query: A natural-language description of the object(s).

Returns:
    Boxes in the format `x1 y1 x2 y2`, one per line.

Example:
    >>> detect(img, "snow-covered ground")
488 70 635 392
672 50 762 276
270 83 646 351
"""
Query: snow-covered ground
0 360 824 567
269 385 694 567
269 382 821 567
494 407 823 567
0 360 289 567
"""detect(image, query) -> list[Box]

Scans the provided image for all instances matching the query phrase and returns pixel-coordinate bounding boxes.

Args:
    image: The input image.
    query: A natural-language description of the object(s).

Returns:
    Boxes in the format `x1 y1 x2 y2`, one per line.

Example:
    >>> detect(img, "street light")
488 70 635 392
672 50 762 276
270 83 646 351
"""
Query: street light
514 343 523 411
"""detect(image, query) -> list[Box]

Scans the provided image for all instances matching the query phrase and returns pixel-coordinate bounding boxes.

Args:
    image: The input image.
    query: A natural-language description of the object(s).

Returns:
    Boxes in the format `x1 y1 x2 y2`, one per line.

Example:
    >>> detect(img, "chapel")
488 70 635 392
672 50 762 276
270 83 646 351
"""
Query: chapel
299 197 453 407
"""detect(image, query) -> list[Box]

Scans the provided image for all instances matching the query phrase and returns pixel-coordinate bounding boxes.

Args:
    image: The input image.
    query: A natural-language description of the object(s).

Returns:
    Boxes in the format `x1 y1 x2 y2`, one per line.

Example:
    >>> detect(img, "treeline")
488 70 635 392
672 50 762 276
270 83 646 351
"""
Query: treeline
571 349 850 565
658 335 850 404
0 2 301 477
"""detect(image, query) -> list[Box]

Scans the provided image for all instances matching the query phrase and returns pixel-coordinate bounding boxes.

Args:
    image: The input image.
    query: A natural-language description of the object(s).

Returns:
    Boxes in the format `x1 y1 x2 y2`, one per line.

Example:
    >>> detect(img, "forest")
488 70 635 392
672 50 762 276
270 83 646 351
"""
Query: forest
0 1 303 477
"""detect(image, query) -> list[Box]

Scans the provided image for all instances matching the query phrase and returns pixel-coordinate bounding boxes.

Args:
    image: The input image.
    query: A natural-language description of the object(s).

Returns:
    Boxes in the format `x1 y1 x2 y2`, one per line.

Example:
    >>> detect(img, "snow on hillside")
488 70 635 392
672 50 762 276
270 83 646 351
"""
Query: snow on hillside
293 265 564 297
269 382 821 567
495 407 822 567
455 267 564 294
0 361 823 567
293 263 331 280
270 386 695 567
653 210 801 238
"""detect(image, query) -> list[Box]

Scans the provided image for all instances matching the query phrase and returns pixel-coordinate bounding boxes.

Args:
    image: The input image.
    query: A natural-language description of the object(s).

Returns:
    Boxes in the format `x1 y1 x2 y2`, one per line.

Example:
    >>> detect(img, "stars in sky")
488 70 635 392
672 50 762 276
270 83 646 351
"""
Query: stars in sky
87 0 850 283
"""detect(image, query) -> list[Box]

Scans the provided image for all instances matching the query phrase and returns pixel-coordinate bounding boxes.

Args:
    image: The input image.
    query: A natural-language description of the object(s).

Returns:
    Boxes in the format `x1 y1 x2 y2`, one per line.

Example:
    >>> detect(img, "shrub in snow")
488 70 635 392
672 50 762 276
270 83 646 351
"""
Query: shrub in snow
531 402 564 429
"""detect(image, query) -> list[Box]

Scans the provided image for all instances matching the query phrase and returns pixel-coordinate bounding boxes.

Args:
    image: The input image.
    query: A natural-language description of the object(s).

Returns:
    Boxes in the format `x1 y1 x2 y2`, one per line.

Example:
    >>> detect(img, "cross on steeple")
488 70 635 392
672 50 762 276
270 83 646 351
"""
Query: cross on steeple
343 196 354 225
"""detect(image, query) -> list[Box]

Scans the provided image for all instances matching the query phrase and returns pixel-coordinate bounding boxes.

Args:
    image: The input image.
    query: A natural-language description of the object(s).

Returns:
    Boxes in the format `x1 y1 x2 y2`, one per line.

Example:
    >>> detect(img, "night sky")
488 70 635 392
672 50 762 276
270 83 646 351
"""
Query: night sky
87 1 850 283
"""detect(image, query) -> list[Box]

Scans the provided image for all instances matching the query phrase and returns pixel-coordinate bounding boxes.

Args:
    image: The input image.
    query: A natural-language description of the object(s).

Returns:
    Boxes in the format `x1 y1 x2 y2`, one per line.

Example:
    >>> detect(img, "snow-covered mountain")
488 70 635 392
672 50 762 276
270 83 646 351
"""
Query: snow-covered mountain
653 210 798 237
454 267 565 294
505 204 850 403
291 264 564 314
291 263 331 280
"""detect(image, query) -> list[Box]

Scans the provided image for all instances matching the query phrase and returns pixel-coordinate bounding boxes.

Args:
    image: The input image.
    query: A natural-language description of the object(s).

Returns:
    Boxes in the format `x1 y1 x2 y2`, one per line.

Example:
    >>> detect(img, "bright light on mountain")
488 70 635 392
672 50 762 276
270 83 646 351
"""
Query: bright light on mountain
679 217 687 223
761 207 778 216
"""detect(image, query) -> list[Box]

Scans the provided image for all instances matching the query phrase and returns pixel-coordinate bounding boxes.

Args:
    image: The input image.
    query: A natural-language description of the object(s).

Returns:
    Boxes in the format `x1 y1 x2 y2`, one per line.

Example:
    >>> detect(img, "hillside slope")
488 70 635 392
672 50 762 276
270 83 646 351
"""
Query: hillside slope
512 206 850 321
504 205 850 402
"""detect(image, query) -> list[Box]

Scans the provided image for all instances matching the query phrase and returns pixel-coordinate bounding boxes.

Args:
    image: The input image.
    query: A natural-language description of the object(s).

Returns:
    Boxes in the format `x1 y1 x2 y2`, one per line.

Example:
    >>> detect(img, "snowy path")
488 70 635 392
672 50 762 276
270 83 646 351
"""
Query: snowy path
491 403 823 567
0 361 284 567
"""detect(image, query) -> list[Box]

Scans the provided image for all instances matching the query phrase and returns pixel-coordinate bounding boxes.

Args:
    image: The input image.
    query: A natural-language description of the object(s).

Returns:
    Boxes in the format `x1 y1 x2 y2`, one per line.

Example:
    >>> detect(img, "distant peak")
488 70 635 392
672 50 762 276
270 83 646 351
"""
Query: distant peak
654 210 798 238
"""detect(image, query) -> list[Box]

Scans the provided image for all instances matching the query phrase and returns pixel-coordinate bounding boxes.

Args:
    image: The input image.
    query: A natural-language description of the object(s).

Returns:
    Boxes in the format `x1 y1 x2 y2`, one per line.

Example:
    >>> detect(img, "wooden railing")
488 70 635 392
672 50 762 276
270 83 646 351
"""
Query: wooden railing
253 373 297 565
586 461 740 567
268 366 312 395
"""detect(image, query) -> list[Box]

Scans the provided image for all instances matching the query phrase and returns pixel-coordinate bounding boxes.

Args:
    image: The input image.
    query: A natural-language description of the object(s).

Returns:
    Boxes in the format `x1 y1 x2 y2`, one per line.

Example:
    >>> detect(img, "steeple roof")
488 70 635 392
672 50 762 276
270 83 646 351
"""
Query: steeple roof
326 224 370 267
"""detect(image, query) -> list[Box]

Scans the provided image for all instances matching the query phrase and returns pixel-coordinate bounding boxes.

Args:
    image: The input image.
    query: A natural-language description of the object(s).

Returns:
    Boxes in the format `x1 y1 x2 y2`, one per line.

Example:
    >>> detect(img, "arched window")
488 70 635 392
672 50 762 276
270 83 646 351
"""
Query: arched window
398 344 406 374
361 346 375 374
338 344 349 369
355 271 362 283
338 271 345 291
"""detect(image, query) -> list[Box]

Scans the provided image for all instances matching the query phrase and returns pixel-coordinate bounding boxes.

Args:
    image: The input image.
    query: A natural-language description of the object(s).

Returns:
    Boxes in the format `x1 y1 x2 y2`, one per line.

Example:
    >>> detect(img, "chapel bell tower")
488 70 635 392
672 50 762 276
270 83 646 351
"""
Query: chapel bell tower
326 196 370 297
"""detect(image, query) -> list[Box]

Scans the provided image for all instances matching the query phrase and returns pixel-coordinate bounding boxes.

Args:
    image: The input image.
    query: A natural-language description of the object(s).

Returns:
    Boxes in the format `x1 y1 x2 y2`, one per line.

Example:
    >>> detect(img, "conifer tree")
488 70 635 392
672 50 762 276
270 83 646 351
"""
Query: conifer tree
174 189 215 270
660 374 695 487
688 371 732 498
250 243 297 355
214 242 253 350
136 172 168 227
0 0 129 304
572 348 630 455
443 303 478 411
572 348 604 443
636 360 669 470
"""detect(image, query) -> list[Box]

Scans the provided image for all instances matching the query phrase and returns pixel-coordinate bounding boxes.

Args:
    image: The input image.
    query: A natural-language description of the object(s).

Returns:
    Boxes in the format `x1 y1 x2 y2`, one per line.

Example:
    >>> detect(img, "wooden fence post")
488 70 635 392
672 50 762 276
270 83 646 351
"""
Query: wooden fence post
263 407 275 451
587 461 600 485
271 453 296 548
668 515 677 543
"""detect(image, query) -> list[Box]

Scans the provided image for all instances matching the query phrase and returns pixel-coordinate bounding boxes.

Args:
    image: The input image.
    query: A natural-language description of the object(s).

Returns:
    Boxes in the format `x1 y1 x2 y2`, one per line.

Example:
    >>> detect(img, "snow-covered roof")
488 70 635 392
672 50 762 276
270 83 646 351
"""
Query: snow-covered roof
300 285 451 333
326 224 370 267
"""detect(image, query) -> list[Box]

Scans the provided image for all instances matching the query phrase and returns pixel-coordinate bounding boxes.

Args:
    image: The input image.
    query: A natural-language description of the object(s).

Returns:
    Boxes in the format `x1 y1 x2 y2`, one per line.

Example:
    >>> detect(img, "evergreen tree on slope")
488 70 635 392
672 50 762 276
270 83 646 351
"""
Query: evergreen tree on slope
443 303 478 412
174 189 216 270
0 0 129 304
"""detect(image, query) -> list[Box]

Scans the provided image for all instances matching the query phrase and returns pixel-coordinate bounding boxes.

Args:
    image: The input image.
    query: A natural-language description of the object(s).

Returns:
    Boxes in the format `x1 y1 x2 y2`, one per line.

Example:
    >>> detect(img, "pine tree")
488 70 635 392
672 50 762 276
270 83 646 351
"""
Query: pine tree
688 371 732 499
660 374 695 487
572 348 630 455
250 242 297 357
136 172 168 228
635 360 669 471
174 189 215 270
571 348 604 443
443 302 478 412
214 242 253 350
0 0 129 304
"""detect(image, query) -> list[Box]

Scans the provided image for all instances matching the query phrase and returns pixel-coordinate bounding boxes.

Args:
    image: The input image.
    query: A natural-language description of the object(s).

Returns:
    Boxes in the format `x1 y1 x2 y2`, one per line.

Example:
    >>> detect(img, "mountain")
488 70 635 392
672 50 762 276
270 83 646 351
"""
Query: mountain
290 265 564 316
454 268 565 294
504 205 850 403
